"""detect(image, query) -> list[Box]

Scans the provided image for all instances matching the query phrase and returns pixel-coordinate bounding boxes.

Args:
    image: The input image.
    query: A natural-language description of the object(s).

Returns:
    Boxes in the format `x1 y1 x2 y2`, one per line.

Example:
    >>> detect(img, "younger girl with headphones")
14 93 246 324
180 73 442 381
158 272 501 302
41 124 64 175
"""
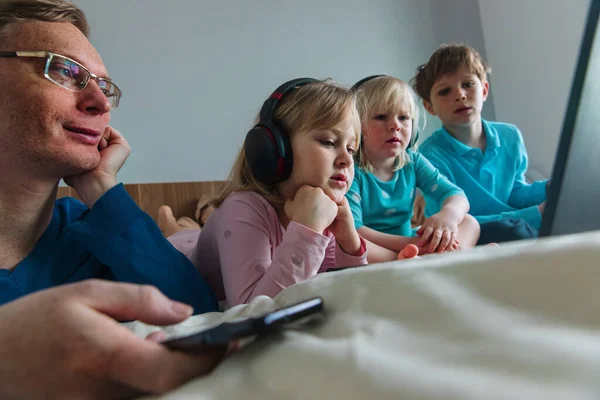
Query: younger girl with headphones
346 75 480 263
190 78 416 307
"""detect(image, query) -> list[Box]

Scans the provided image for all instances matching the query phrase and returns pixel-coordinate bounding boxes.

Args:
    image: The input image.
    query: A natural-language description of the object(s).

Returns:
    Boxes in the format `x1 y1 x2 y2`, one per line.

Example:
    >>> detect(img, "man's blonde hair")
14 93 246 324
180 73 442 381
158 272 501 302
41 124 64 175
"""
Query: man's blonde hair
355 76 422 172
214 79 361 207
411 44 491 103
0 0 88 42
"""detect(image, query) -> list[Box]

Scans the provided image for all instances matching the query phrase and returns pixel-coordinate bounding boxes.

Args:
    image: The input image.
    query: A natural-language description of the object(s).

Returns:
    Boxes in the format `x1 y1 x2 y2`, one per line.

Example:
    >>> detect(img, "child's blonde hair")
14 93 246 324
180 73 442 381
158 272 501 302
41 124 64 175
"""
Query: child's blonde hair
214 79 361 207
411 44 491 103
355 76 423 172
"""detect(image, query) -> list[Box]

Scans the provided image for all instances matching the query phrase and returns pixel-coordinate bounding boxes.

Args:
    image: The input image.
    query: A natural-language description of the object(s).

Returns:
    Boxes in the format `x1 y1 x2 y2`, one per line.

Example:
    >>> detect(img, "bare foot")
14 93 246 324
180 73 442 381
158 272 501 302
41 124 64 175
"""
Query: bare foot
157 205 183 237
397 244 420 260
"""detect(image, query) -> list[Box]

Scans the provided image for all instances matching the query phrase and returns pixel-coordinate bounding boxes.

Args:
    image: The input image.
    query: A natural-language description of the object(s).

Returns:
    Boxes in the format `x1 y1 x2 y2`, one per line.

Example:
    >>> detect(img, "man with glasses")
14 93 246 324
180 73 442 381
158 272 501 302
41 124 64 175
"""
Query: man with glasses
0 1 218 309
0 1 225 397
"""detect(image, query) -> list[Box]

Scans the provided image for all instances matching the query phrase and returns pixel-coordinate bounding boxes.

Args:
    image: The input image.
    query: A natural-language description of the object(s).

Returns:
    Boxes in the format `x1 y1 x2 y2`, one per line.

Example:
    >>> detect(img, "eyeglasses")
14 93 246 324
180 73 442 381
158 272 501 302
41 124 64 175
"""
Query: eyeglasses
0 51 121 109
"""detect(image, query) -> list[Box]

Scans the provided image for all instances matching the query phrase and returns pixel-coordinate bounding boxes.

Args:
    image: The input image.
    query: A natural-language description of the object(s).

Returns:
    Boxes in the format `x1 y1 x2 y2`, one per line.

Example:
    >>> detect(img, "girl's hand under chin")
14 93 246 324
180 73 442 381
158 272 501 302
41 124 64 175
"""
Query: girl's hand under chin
284 185 338 234
324 193 362 255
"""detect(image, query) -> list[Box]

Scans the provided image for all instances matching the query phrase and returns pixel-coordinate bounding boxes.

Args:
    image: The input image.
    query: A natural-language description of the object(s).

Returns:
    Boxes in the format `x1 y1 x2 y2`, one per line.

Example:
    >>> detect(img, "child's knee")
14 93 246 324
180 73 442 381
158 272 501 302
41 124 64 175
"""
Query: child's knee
457 214 480 247
461 214 480 235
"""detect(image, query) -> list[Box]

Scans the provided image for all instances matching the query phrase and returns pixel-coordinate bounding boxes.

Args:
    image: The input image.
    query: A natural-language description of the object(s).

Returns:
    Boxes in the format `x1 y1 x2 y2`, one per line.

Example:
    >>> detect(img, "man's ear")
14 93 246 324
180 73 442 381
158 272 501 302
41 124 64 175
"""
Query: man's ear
482 80 490 102
423 100 437 116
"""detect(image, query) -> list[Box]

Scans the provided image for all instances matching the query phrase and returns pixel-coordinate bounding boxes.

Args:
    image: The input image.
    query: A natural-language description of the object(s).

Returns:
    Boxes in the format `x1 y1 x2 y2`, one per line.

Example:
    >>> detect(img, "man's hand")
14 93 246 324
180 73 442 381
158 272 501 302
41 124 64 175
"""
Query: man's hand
64 126 131 208
0 280 226 400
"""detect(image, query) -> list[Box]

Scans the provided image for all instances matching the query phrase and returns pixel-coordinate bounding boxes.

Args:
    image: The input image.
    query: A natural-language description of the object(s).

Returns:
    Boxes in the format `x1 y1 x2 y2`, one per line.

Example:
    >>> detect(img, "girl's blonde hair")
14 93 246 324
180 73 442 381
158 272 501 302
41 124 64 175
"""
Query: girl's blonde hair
214 79 361 207
355 76 425 172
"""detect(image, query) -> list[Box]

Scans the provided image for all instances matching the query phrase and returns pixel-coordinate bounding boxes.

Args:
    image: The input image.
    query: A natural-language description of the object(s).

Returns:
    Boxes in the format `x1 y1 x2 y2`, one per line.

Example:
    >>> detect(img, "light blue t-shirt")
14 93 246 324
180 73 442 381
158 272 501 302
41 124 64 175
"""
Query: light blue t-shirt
419 119 548 230
346 151 465 237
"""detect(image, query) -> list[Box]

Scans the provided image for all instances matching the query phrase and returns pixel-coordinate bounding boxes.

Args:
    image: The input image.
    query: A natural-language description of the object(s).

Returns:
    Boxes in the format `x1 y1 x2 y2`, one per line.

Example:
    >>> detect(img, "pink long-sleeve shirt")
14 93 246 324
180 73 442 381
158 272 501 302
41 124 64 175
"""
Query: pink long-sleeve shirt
190 191 367 307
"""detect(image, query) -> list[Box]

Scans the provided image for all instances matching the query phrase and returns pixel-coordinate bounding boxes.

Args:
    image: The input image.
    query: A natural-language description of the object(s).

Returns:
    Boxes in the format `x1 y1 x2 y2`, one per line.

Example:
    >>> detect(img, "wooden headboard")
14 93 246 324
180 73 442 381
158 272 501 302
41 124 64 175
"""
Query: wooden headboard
57 181 227 223
57 181 426 227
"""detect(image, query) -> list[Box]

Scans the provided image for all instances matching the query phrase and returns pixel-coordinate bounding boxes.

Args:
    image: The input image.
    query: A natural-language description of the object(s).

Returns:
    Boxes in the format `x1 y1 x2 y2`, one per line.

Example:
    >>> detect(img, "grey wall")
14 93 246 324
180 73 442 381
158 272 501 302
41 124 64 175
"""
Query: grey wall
75 0 448 183
478 0 590 179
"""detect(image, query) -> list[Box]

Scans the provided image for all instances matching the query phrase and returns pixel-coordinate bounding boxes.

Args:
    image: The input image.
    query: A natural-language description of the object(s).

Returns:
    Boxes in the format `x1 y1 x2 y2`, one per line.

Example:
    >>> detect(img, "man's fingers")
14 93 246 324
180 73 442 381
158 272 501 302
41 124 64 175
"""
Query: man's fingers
103 126 125 142
108 335 226 394
70 280 193 326
98 136 109 151
146 331 167 343
102 126 131 158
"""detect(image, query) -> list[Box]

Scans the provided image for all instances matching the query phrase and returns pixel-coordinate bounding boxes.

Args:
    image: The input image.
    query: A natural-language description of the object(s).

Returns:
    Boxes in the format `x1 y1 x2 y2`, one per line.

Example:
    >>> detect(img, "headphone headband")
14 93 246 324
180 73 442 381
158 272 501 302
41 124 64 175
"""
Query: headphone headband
350 74 385 92
259 77 319 123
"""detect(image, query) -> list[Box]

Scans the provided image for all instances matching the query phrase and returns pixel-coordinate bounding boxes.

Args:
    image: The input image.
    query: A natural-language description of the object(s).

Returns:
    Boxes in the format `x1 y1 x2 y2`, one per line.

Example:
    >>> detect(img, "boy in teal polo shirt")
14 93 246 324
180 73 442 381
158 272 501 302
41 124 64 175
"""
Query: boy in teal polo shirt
411 44 549 242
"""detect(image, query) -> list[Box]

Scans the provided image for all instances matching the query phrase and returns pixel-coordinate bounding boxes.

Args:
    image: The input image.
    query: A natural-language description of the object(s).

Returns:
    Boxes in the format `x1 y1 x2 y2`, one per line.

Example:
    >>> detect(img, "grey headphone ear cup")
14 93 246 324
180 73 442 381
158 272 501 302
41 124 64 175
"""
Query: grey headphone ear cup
408 118 419 149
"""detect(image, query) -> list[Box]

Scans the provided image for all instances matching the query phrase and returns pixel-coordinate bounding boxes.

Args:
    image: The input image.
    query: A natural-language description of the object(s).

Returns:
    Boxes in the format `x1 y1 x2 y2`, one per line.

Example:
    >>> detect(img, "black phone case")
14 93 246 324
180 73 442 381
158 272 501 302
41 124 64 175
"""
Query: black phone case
162 297 324 352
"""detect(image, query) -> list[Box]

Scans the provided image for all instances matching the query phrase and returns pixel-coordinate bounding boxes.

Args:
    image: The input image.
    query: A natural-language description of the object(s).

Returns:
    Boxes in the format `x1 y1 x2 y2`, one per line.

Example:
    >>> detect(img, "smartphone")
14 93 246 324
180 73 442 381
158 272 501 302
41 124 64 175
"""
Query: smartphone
162 297 324 352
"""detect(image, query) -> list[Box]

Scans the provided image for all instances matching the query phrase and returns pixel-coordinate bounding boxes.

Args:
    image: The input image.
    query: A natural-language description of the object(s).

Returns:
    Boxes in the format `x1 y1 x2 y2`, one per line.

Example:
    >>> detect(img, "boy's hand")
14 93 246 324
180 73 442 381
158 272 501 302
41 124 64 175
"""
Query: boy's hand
284 185 338 234
64 126 131 208
417 210 460 253
539 201 546 215
327 197 362 255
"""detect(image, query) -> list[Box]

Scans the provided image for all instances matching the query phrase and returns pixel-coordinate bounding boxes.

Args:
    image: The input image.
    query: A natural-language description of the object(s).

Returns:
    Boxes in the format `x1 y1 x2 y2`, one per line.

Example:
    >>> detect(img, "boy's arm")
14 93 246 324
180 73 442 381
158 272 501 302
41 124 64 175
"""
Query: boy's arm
422 146 544 229
508 131 549 208
68 184 219 314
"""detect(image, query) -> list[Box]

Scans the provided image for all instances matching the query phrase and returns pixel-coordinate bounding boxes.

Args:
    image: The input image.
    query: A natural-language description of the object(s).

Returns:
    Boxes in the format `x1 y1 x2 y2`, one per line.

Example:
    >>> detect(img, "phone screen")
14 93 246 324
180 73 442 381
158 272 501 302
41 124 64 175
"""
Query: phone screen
162 297 324 352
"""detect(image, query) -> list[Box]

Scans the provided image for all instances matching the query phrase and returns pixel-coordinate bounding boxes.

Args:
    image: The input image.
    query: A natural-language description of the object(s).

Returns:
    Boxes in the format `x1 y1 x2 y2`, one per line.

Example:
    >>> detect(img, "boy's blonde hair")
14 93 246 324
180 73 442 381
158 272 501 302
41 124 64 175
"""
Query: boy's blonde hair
214 79 361 207
0 0 88 42
411 44 491 103
355 76 422 172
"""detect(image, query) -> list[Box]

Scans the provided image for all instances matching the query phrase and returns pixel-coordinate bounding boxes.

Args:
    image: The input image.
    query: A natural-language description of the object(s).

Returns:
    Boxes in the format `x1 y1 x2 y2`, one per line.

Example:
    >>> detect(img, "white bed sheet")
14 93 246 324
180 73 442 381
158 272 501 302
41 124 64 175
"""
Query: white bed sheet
133 231 600 400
